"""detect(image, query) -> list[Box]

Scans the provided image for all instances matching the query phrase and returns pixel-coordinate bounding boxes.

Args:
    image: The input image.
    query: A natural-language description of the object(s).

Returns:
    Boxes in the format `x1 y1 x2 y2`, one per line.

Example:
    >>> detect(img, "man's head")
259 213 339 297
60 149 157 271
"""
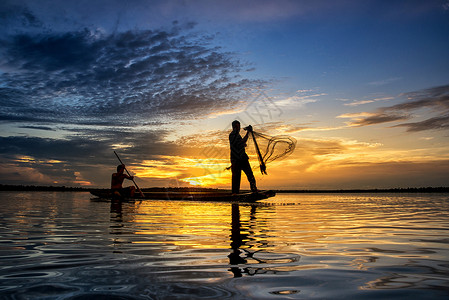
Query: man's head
232 120 240 131
117 164 125 173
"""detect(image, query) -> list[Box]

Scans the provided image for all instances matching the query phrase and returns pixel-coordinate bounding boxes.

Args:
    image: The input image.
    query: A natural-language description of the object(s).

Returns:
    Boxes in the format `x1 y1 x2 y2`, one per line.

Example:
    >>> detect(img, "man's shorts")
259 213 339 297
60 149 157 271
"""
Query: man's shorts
112 187 133 198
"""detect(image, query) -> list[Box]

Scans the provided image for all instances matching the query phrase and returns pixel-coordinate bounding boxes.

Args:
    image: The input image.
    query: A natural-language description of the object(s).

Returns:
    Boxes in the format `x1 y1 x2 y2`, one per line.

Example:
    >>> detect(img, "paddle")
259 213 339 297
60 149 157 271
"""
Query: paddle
114 151 145 198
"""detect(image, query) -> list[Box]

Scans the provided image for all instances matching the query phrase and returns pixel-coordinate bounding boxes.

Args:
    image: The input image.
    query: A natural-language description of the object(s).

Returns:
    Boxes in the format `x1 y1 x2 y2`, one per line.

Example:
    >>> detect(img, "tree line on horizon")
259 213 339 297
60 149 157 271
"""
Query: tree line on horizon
0 184 448 193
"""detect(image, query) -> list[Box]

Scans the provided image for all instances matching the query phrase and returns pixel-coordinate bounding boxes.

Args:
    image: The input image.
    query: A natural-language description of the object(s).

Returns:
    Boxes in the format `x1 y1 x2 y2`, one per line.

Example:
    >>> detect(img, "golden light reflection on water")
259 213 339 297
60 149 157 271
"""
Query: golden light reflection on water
2 192 449 298
130 201 233 249
105 192 449 294
110 193 449 277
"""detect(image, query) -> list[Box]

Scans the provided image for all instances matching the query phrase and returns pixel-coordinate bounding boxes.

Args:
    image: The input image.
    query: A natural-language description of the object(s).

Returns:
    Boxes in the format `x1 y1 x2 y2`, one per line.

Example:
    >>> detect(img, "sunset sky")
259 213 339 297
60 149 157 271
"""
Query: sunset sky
1 0 448 190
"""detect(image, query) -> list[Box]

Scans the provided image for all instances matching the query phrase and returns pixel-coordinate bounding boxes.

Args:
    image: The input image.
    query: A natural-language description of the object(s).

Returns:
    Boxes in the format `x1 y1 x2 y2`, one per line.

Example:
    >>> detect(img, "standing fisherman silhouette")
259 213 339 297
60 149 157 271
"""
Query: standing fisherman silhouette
229 120 258 194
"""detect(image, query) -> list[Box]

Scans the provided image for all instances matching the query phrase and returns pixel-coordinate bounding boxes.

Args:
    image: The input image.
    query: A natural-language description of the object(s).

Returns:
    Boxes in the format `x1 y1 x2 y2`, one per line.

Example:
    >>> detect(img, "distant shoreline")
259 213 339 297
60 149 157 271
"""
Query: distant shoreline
1 184 448 193
274 187 449 193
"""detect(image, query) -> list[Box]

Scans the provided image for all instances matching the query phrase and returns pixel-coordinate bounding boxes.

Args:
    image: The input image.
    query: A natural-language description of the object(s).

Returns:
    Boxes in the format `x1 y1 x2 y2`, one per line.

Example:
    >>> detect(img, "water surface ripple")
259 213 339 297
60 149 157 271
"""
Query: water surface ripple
0 191 448 299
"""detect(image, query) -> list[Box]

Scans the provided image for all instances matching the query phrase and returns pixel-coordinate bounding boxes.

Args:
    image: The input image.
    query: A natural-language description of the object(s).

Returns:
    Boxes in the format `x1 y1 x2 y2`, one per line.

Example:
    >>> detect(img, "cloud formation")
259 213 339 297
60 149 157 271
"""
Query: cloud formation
0 2 271 187
0 127 196 186
0 22 264 127
343 97 393 107
339 84 449 132
347 113 410 127
1 1 447 189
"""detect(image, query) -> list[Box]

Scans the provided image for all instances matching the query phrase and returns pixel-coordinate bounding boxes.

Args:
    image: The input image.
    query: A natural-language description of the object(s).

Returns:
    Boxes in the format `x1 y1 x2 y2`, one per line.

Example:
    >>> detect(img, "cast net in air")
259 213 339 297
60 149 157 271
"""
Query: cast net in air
246 130 296 175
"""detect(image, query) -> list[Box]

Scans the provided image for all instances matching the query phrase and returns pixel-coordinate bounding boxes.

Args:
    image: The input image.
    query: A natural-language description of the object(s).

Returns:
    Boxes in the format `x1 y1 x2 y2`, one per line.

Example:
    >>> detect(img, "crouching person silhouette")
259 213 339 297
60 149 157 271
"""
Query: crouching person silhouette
111 164 136 198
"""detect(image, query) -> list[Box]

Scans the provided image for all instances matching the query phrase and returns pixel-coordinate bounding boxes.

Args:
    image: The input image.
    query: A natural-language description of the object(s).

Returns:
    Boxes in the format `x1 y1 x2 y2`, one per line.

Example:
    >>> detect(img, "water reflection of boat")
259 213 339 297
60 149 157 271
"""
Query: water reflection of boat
91 189 275 202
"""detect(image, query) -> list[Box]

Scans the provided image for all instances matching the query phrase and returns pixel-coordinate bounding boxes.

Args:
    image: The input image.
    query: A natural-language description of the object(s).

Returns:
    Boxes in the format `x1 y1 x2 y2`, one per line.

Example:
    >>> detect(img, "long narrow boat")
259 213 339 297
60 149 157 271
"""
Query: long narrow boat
90 189 276 202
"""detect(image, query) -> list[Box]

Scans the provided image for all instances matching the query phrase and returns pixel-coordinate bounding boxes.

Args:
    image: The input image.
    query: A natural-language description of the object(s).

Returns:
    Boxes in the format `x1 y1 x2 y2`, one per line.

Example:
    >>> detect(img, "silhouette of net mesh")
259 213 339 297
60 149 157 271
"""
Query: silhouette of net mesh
246 131 296 175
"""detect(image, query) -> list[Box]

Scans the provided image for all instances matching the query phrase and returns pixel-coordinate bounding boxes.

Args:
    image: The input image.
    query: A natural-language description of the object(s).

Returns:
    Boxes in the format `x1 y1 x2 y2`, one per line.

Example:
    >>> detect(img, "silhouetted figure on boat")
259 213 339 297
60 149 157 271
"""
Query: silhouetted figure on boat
229 120 258 194
111 164 136 198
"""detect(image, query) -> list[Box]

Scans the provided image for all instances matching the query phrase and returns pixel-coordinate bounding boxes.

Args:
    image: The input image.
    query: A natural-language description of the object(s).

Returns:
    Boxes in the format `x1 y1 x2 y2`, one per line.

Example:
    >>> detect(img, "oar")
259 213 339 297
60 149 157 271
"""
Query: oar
250 131 267 175
114 151 145 198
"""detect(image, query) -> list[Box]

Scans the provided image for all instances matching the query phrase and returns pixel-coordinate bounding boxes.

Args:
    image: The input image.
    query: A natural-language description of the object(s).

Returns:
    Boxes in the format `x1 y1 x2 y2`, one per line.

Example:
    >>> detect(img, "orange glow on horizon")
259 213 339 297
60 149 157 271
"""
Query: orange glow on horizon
131 155 231 187
116 134 449 190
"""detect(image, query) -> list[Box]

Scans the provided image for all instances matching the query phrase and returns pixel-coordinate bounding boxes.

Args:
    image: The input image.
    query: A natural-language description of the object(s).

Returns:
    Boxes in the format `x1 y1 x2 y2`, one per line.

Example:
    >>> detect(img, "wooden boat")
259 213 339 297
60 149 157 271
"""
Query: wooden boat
90 189 276 202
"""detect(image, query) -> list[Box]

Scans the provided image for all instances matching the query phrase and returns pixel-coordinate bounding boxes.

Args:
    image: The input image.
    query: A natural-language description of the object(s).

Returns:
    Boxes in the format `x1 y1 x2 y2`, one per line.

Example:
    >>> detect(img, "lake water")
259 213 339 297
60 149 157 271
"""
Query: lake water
0 191 448 299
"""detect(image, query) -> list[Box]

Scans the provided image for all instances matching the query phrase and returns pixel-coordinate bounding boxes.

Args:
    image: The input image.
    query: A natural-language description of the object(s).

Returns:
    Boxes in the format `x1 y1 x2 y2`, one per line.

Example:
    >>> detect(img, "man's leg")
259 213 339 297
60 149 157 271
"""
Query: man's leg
241 160 257 192
112 189 122 199
231 162 242 194
129 186 136 197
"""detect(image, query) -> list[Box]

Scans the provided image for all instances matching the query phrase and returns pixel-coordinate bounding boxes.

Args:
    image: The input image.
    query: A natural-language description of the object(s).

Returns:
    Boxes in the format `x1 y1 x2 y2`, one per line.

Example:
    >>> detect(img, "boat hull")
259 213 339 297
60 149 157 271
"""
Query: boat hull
90 189 275 202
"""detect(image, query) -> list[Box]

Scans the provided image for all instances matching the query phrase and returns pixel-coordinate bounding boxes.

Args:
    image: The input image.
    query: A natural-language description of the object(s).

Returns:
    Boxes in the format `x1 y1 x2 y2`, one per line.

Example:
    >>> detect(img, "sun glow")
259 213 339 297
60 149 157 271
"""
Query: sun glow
131 156 231 187
110 132 449 190
180 171 231 187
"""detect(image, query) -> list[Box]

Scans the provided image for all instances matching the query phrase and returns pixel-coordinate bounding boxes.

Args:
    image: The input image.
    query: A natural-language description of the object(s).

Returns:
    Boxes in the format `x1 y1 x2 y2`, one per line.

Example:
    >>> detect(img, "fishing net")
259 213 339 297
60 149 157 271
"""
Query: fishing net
245 130 296 175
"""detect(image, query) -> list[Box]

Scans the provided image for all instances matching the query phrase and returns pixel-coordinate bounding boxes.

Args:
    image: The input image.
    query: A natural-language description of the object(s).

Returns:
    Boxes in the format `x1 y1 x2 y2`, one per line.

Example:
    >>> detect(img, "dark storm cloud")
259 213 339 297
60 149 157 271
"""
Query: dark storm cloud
19 125 55 131
0 24 263 126
0 135 110 185
0 136 111 163
349 113 410 127
0 128 190 186
393 115 449 132
348 84 449 132
0 129 179 163
65 127 183 161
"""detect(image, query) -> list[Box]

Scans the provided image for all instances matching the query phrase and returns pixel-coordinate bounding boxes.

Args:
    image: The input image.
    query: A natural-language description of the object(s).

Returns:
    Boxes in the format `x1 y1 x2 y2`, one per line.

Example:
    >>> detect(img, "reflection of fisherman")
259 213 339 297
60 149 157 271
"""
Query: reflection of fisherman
229 120 257 194
228 204 258 277
229 204 246 277
111 164 136 198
